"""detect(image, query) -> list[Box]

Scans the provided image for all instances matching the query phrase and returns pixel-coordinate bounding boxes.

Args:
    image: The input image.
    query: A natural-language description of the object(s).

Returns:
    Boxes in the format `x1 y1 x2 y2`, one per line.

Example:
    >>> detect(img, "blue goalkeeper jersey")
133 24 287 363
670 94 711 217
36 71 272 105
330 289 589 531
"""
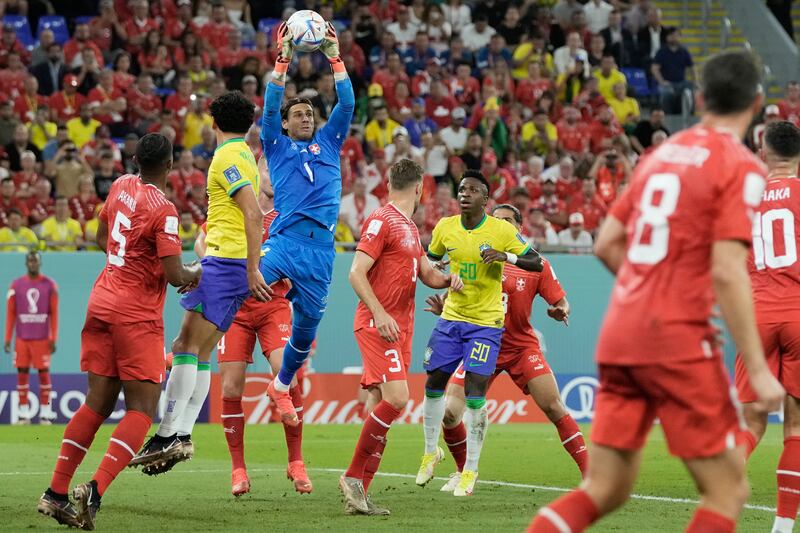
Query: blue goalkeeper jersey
260 77 354 236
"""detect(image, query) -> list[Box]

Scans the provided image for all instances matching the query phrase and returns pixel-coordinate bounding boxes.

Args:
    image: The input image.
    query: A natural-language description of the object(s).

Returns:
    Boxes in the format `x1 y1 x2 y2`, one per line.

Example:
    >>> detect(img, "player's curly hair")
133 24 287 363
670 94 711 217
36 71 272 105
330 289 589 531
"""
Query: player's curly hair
461 169 490 194
764 121 800 160
210 91 255 134
492 204 522 225
281 97 314 120
135 133 173 173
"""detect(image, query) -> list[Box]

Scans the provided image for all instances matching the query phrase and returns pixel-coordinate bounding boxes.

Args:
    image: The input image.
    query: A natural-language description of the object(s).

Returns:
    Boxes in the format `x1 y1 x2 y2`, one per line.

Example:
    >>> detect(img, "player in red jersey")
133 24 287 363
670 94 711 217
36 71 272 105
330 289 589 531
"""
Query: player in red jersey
340 159 461 516
425 203 582 493
528 50 785 533
734 121 800 533
4 251 58 425
37 134 201 530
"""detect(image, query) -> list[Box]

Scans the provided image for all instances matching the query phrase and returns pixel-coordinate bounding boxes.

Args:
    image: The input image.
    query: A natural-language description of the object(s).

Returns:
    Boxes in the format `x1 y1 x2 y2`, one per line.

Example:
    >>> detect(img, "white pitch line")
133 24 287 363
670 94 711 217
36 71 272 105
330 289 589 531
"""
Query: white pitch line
0 466 777 513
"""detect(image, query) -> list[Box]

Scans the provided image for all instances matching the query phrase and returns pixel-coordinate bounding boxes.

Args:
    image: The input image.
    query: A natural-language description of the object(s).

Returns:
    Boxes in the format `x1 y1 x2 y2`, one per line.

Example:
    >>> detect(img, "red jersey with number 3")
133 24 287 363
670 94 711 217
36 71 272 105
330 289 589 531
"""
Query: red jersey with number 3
88 175 183 324
501 260 566 354
353 203 424 333
596 126 766 365
749 177 800 323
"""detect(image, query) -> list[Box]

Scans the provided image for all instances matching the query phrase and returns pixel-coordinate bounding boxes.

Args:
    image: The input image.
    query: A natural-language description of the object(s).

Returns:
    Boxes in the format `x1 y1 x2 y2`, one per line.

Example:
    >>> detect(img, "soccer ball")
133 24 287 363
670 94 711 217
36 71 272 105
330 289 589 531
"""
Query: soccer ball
286 10 327 53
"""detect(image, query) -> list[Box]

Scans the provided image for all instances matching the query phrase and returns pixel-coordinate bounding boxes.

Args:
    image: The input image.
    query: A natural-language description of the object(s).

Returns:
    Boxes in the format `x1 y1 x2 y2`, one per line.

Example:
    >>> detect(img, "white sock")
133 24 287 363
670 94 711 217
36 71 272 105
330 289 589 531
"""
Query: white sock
274 376 290 392
772 516 795 533
175 364 211 437
40 403 53 418
157 355 198 437
463 405 488 472
423 392 446 454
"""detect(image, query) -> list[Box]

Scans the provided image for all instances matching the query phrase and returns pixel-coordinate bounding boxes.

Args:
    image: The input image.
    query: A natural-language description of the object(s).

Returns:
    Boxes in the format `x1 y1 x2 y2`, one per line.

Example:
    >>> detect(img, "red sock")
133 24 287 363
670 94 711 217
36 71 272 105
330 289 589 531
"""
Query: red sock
17 372 30 408
777 437 800 520
555 414 588 476
685 508 735 533
345 400 402 480
362 436 387 492
527 489 598 533
284 385 304 463
443 422 467 472
222 397 246 471
93 410 151 496
739 429 758 459
50 404 105 494
39 370 52 406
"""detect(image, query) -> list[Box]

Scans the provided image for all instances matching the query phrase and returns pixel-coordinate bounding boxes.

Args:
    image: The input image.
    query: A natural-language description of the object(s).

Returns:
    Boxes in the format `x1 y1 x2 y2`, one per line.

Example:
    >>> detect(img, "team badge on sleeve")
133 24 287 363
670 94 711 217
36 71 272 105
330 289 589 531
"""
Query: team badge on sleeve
366 219 383 236
309 143 321 155
223 165 243 184
165 216 179 235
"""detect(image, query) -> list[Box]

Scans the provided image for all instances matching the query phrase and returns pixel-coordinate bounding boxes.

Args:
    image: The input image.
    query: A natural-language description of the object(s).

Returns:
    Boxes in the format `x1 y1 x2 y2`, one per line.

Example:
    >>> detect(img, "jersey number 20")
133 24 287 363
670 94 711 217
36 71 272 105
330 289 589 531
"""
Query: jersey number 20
753 208 797 270
627 173 680 265
108 212 132 267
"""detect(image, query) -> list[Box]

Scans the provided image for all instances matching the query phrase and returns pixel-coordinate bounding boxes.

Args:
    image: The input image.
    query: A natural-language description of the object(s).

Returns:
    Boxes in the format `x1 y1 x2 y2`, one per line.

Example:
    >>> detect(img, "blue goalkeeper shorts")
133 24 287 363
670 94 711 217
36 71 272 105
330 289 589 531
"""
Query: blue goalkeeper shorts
259 229 335 321
423 318 504 376
180 256 250 332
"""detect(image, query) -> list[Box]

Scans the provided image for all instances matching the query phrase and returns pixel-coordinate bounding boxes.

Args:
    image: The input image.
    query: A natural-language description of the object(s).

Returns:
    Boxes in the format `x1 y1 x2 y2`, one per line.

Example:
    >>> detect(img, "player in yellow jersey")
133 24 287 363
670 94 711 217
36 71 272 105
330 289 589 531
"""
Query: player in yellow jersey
131 91 271 472
416 169 543 496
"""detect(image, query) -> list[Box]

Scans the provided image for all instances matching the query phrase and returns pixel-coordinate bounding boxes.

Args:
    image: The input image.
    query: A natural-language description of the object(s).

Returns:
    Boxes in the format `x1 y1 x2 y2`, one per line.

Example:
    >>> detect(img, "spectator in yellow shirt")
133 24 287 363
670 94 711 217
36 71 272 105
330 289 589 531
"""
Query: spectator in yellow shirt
26 107 57 151
521 109 558 157
334 213 356 252
66 104 101 149
511 33 555 80
183 95 213 151
82 203 104 251
0 209 38 252
608 82 641 130
178 212 199 250
593 54 627 102
39 196 84 251
364 105 400 152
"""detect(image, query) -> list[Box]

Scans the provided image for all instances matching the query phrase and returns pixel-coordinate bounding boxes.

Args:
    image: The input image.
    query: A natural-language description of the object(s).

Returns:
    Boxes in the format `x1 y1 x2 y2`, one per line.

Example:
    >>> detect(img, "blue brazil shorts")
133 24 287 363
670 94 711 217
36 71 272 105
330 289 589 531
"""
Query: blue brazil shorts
423 317 504 376
180 256 250 332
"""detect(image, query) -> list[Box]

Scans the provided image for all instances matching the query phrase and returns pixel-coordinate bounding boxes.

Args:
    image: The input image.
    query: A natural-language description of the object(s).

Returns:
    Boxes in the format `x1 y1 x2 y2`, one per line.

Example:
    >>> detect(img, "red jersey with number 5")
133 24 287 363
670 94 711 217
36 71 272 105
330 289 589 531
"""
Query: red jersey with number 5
749 177 800 323
596 126 766 365
500 260 566 354
353 203 425 333
88 175 183 324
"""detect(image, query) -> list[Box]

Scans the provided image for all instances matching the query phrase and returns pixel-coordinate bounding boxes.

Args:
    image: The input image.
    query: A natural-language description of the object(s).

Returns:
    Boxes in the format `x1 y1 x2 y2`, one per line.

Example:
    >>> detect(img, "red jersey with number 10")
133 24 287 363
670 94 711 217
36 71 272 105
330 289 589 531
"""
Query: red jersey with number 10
749 177 800 323
596 126 766 365
88 175 183 324
500 260 566 354
353 203 425 333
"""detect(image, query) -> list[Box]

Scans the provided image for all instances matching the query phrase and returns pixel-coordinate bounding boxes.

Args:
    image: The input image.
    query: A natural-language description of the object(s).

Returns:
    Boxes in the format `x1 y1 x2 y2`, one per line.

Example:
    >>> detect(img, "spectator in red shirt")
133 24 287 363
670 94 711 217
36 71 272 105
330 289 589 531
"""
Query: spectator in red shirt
567 178 607 233
241 74 264 111
165 76 193 122
63 23 104 70
588 148 630 204
110 53 136 94
12 150 39 199
0 23 30 68
14 76 47 123
554 156 582 202
589 104 622 153
26 178 54 226
535 174 568 229
557 105 591 162
481 151 517 204
339 29 367 77
216 29 248 70
184 182 208 223
202 2 235 51
123 0 159 55
448 61 481 107
426 80 458 129
126 73 161 133
69 176 100 226
173 32 212 71
515 61 553 110
80 125 121 168
0 52 29 100
49 74 85 124
340 133 366 192
510 186 532 217
519 155 545 200
165 0 200 47
423 181 460 237
0 177 29 226
87 70 127 132
138 31 174 85
371 52 410 101
168 149 205 204
89 0 128 54
778 80 800 127
412 57 444 97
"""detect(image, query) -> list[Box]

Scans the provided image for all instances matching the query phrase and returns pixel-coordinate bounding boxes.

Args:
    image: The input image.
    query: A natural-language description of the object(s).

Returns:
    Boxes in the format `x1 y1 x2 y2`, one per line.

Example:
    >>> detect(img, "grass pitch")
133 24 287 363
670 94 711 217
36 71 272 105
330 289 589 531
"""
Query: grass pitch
0 423 784 532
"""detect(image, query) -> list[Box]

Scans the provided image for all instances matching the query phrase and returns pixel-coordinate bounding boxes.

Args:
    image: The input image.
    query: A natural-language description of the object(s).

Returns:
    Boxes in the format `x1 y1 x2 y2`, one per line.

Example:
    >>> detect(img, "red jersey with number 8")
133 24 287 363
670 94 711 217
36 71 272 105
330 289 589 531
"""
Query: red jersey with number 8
596 126 766 365
353 203 425 333
749 177 800 323
88 175 183 324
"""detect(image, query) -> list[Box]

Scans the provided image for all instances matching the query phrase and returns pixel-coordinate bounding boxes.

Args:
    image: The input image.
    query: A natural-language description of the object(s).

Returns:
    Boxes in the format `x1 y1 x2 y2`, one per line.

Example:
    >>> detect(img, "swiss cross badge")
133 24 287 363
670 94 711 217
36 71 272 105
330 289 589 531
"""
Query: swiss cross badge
309 143 321 155
516 277 526 292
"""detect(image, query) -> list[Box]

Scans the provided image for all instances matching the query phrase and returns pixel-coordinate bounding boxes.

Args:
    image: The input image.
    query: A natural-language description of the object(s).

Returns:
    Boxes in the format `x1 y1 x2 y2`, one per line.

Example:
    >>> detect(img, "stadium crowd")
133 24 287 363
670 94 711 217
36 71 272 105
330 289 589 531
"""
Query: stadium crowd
0 0 797 254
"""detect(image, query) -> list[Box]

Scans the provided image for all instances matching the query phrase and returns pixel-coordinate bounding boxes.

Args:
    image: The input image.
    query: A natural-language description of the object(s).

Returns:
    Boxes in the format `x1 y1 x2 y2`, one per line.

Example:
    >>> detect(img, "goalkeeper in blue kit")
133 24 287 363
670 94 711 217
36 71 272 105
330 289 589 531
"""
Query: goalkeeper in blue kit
260 21 354 423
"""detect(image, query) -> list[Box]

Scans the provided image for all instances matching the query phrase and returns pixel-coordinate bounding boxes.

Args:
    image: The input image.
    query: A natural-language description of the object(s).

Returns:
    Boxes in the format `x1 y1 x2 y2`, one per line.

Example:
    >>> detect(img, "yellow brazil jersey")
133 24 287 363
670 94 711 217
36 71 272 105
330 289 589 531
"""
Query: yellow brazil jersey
205 137 260 259
0 226 39 252
428 214 530 328
40 216 83 251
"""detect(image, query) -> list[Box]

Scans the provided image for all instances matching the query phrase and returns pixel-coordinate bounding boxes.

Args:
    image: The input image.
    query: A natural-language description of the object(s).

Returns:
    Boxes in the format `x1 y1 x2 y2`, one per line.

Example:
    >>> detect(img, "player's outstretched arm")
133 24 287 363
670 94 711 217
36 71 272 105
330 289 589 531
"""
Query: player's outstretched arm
594 215 626 274
712 240 784 413
319 22 355 144
161 255 202 293
349 250 400 343
261 22 292 147
419 255 463 291
232 184 273 302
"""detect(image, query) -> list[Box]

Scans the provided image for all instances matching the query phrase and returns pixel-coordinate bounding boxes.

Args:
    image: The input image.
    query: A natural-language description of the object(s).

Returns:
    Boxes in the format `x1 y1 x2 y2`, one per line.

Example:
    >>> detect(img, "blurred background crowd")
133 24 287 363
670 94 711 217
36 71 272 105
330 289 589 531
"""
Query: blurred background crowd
0 0 797 254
